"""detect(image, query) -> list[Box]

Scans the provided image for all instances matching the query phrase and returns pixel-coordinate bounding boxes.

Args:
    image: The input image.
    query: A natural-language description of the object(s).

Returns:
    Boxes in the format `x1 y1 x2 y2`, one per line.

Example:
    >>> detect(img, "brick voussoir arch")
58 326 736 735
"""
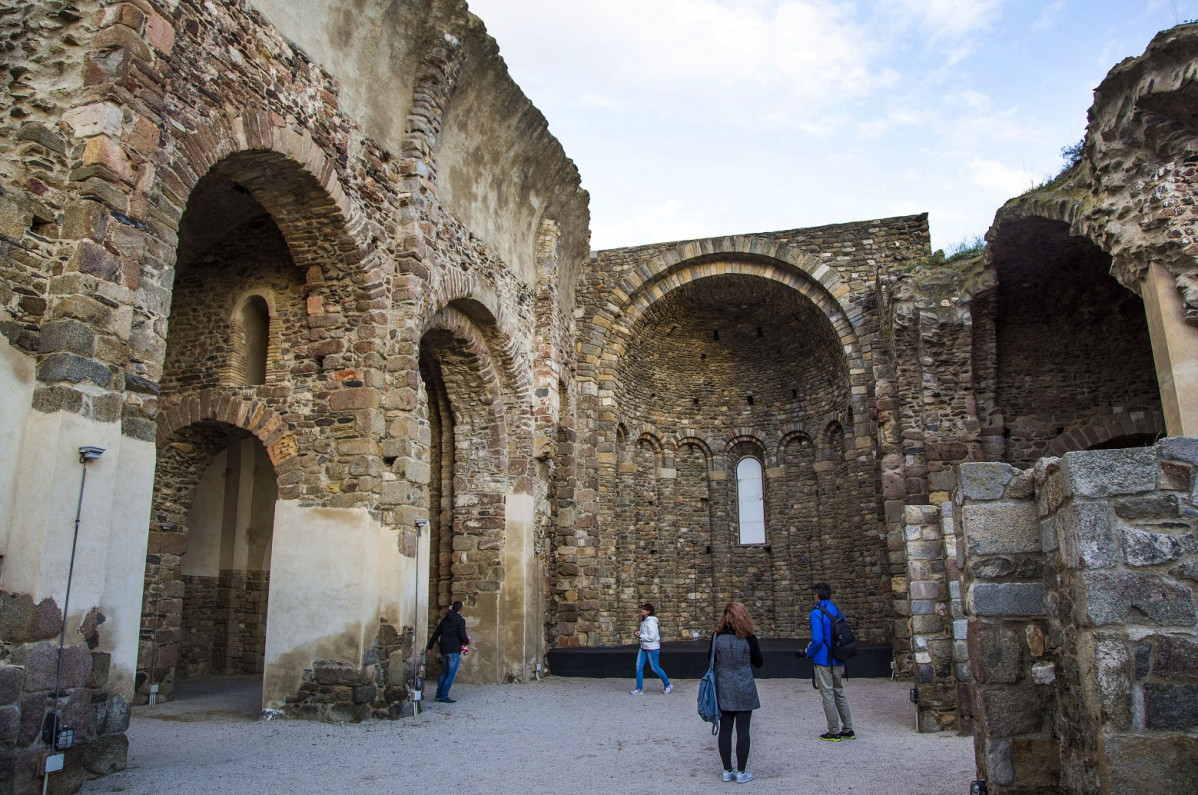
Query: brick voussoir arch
722 431 770 470
157 106 373 283
421 305 513 451
1044 409 1165 457
156 388 300 473
667 435 714 469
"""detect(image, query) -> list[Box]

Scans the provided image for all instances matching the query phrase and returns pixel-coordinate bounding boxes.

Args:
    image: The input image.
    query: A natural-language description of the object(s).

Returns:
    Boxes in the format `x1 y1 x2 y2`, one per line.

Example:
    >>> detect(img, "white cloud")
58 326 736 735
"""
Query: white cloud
591 199 717 250
966 158 1040 195
895 0 1004 41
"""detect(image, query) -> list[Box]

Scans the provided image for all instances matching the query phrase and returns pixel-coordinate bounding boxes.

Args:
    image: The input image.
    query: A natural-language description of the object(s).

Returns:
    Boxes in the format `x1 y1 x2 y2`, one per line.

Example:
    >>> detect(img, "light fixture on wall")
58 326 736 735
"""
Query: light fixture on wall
43 446 105 755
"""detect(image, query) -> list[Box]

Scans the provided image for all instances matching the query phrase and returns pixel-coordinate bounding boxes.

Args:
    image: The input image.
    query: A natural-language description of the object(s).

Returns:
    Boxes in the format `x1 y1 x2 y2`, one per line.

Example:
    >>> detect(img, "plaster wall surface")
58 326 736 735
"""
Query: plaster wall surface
0 333 35 549
262 502 376 707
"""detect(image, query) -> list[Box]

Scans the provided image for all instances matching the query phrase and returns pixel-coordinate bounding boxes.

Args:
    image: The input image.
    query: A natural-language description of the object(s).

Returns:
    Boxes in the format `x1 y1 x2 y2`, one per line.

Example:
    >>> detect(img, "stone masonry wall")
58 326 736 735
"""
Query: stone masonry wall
571 216 930 650
0 592 131 792
958 441 1198 793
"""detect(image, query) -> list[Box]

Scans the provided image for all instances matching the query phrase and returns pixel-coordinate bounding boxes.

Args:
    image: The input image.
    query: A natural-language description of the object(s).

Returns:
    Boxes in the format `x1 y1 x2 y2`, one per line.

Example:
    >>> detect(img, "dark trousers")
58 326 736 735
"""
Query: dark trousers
718 709 753 772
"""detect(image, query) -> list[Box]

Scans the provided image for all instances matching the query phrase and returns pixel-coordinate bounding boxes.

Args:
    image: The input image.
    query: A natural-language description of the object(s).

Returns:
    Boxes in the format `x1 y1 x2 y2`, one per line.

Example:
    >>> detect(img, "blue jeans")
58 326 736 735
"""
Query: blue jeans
636 649 671 690
436 652 461 699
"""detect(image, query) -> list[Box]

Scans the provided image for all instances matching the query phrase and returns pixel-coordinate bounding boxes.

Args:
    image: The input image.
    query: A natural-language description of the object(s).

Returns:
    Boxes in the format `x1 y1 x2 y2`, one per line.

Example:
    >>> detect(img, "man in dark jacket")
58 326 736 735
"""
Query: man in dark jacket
805 582 854 741
426 601 469 703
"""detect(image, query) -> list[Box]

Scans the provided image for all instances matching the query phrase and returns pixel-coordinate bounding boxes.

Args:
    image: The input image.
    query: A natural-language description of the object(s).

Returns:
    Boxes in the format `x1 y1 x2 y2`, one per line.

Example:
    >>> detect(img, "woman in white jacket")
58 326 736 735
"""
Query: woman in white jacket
631 602 673 695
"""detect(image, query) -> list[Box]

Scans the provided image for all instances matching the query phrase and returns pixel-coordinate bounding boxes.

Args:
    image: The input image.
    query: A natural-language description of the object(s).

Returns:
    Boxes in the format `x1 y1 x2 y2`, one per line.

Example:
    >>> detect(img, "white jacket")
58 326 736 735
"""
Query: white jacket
638 615 661 650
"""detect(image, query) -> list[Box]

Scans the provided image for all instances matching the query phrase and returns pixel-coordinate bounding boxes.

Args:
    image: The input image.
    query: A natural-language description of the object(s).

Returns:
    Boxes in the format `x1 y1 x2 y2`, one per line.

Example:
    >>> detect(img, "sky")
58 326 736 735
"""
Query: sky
466 0 1198 254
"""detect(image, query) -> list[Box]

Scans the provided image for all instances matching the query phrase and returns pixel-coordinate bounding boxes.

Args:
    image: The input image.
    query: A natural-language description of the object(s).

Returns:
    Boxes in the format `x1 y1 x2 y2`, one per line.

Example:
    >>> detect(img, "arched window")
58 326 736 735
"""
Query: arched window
736 457 766 545
241 295 269 386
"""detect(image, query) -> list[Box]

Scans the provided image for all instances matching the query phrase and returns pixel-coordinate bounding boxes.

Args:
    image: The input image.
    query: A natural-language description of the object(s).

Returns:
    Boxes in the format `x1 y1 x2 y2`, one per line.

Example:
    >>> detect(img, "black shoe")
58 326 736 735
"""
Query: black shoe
441 697 456 703
839 730 855 740
820 732 842 742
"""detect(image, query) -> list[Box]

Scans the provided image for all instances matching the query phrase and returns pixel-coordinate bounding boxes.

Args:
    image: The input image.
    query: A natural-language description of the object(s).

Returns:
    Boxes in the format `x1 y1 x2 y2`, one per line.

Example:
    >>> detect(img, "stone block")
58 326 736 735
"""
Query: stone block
1113 493 1179 520
1061 500 1117 569
1102 735 1198 795
1158 436 1198 465
970 583 1046 617
980 688 1045 736
906 541 942 560
38 352 112 388
967 623 1022 684
88 652 111 689
0 705 17 746
103 694 130 734
312 660 365 687
909 580 942 600
1083 635 1131 728
969 557 1015 579
985 739 1013 786
1144 682 1198 730
904 504 940 524
1030 661 1055 684
1152 635 1198 682
1081 572 1196 626
958 462 1014 500
1010 738 1060 789
0 665 23 705
18 693 44 745
963 501 1040 555
1062 448 1157 498
39 319 96 356
0 592 35 642
84 733 128 775
1121 526 1183 566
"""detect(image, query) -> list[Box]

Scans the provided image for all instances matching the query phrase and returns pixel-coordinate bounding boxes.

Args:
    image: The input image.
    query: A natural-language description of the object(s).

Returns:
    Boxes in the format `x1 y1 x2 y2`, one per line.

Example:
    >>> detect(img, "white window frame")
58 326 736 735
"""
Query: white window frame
735 456 766 545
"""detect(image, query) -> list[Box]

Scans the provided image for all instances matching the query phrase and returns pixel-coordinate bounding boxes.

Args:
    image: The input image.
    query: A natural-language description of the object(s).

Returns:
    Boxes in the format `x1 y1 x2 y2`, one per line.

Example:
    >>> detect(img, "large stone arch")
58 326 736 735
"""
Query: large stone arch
137 389 299 702
417 297 538 684
976 210 1164 466
584 252 881 643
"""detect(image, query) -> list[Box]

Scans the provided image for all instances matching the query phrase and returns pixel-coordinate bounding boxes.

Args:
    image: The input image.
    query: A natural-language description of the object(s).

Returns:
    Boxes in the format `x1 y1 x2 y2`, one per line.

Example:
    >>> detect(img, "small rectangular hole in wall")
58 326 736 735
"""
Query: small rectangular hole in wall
756 327 763 337
713 329 719 340
747 395 754 405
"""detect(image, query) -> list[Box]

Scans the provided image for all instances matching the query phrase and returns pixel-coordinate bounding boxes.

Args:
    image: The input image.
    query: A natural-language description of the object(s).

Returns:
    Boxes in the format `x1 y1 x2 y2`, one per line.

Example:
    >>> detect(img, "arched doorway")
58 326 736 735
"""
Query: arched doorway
976 216 1165 466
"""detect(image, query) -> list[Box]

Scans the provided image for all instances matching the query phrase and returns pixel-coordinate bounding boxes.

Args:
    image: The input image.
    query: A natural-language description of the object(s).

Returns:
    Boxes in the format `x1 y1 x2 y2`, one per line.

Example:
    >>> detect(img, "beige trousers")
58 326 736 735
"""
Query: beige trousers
814 664 853 733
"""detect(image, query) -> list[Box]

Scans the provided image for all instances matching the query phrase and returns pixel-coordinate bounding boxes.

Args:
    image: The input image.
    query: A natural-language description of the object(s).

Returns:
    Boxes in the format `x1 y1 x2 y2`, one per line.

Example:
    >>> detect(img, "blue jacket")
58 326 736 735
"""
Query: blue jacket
806 600 844 667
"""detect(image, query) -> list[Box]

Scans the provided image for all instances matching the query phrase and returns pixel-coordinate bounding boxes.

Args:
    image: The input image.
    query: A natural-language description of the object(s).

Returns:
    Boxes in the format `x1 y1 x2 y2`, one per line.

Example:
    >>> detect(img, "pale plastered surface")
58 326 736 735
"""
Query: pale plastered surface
1144 261 1198 436
2 407 153 698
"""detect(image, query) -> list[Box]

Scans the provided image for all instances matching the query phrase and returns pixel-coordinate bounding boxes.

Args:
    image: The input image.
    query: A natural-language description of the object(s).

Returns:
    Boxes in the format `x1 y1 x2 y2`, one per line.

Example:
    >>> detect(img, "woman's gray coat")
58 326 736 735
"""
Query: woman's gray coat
713 633 761 712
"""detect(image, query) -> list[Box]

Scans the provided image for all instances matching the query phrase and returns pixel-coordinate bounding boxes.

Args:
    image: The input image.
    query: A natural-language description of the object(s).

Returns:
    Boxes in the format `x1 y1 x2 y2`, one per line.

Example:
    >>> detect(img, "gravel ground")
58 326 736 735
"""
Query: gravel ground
84 675 975 794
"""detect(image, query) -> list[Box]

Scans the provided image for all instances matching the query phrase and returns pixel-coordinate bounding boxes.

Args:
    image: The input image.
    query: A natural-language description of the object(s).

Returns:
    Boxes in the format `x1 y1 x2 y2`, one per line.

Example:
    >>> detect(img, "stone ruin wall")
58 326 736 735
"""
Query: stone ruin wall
1 0 587 787
567 216 931 649
957 442 1198 793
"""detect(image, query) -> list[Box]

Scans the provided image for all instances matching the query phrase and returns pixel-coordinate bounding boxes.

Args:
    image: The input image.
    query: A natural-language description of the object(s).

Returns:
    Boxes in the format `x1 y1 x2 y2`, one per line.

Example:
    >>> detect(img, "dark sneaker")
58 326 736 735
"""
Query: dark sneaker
820 732 842 742
839 730 855 740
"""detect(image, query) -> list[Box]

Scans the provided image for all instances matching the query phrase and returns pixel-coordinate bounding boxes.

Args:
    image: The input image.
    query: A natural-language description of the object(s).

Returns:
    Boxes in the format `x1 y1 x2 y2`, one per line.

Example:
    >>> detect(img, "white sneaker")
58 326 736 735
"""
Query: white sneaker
736 772 754 783
721 771 735 782
663 685 673 695
630 689 643 695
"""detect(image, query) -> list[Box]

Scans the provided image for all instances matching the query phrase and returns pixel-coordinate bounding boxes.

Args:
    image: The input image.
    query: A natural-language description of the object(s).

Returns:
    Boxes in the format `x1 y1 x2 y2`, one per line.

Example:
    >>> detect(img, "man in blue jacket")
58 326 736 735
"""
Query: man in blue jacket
426 601 470 703
805 582 855 741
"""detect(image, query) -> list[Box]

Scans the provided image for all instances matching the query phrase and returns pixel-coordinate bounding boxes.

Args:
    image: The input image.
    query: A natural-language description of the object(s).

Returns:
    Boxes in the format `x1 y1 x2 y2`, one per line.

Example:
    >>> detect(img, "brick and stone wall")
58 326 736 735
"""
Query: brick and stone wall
0 593 131 791
958 441 1198 793
569 216 931 648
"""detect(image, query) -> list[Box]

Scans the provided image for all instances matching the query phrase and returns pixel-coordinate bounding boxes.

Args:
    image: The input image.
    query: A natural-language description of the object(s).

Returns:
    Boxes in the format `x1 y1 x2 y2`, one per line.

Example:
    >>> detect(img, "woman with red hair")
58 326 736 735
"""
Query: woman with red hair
710 602 764 783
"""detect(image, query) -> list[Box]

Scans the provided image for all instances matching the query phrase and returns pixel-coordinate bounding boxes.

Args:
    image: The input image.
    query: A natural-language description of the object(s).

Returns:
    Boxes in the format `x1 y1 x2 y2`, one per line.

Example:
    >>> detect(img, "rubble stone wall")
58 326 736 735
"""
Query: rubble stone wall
959 442 1198 793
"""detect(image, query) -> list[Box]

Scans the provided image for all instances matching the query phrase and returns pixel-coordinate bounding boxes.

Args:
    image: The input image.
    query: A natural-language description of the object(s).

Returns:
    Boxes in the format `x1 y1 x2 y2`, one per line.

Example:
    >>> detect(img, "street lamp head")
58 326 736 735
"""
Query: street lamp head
78 446 105 462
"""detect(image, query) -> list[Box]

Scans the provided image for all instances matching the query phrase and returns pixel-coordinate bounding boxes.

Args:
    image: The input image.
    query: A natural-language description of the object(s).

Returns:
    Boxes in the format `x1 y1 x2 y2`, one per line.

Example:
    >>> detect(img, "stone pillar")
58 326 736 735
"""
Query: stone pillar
1142 262 1198 436
958 461 1056 793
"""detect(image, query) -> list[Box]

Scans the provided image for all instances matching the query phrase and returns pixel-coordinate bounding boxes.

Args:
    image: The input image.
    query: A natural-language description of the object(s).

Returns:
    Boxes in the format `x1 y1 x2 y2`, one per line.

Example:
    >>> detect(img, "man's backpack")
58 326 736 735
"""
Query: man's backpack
697 637 720 735
817 605 858 661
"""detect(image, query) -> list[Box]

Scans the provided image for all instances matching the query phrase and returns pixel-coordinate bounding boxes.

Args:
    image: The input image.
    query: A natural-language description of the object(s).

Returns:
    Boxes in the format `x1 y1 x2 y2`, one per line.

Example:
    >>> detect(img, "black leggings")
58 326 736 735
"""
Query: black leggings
718 710 753 772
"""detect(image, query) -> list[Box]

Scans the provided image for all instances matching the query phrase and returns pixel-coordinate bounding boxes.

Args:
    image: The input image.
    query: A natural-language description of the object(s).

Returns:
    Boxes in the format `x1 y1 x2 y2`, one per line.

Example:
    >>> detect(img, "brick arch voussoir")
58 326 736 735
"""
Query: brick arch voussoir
156 388 300 474
161 107 370 283
670 435 714 470
1045 410 1164 457
635 432 665 466
777 428 816 465
603 259 862 390
723 432 769 470
422 307 511 454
